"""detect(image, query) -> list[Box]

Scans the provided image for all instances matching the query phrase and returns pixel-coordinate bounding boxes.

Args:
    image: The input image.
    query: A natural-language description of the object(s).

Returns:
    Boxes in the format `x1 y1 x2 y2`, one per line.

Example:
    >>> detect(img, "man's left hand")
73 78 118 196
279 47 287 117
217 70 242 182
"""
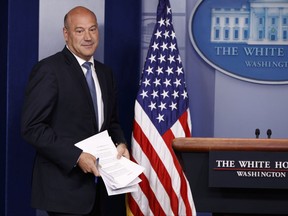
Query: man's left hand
116 143 130 159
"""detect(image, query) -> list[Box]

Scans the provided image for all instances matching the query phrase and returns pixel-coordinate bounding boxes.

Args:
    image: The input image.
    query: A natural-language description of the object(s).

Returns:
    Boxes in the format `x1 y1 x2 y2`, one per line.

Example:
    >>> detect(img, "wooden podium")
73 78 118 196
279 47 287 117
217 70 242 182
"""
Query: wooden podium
172 138 288 216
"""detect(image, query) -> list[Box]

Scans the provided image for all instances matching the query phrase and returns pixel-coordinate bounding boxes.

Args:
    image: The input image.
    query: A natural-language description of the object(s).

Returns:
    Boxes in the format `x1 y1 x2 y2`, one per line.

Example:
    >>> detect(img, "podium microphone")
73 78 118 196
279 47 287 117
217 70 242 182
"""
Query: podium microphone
255 128 260 138
267 129 272 139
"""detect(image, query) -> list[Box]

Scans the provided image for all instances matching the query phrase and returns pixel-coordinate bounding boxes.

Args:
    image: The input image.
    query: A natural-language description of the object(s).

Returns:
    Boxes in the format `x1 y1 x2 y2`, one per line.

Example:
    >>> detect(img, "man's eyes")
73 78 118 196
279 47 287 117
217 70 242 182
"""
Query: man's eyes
75 27 97 35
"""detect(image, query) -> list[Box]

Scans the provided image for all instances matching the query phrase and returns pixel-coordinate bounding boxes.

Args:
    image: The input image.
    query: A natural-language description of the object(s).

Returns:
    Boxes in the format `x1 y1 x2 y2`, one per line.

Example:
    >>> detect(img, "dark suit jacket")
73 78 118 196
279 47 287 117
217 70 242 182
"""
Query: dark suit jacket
21 46 126 214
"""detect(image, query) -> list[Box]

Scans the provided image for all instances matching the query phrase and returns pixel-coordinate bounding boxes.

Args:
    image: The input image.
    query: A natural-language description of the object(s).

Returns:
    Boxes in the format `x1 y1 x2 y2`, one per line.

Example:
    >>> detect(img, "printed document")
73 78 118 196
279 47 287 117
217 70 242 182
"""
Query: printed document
75 130 144 195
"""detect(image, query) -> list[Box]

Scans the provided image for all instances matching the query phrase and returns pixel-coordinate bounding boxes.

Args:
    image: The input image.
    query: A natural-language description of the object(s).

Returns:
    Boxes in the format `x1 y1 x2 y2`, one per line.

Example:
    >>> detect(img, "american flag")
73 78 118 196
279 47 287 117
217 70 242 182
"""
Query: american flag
127 0 196 215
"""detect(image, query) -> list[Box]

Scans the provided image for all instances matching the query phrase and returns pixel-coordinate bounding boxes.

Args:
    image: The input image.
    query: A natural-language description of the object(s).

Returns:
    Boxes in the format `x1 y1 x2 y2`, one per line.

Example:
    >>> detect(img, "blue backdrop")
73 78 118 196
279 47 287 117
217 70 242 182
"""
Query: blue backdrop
0 0 141 215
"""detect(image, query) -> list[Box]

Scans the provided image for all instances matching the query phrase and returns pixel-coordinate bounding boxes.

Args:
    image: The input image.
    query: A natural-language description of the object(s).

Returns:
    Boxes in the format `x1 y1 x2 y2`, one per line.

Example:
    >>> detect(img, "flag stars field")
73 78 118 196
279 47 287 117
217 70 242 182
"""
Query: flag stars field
137 17 189 130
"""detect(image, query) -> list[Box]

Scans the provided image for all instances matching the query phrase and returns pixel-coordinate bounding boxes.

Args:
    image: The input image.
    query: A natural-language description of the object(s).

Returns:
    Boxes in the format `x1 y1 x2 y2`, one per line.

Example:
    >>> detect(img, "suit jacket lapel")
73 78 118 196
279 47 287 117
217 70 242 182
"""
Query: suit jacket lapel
62 47 98 128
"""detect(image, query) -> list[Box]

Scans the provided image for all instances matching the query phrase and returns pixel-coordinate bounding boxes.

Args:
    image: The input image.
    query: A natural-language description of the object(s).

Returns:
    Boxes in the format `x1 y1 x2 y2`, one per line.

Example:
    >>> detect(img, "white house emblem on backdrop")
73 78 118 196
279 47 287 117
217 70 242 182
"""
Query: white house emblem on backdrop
190 0 288 84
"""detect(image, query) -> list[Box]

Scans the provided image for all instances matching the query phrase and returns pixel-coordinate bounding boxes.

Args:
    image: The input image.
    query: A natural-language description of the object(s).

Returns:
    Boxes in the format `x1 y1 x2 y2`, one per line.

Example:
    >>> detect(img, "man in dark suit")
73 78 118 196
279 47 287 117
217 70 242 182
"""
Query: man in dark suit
21 6 129 216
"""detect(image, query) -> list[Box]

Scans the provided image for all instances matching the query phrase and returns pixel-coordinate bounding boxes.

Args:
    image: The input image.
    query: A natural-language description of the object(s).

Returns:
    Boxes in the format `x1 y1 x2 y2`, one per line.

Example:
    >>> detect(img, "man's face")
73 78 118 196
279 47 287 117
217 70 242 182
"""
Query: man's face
63 10 99 61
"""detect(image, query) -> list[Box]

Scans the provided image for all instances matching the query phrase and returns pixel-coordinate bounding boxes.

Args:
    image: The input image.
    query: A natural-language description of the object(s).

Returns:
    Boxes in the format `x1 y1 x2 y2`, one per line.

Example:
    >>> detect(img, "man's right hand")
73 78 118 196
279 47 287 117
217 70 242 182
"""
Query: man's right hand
77 152 100 177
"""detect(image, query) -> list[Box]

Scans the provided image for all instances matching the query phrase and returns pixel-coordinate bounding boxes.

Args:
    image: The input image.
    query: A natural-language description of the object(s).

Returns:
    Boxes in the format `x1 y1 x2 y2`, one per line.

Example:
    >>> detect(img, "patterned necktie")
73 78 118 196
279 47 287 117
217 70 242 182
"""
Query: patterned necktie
82 62 99 131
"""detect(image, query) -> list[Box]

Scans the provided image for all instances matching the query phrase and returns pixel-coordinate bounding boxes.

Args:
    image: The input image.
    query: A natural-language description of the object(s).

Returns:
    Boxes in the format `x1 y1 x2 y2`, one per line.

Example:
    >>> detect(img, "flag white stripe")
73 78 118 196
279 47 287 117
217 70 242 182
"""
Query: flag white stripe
171 117 186 137
187 108 192 131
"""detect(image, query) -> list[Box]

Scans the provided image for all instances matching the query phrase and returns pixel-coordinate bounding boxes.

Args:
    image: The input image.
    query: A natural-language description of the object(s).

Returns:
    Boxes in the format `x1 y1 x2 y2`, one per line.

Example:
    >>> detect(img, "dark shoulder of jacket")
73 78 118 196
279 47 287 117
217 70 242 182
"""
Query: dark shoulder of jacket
33 51 64 70
35 47 75 67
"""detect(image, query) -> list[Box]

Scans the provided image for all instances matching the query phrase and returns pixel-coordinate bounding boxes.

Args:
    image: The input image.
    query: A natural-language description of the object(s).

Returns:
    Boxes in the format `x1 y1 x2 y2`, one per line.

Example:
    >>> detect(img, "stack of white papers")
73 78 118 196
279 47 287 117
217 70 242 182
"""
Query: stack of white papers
75 130 144 196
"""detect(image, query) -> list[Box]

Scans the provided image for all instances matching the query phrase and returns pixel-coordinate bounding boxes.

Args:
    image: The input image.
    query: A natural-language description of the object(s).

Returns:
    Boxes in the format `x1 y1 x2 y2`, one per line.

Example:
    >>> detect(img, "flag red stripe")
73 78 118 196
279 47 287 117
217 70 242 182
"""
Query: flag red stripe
139 172 166 216
162 111 193 215
161 129 179 213
127 193 144 216
133 120 179 215
179 110 191 136
127 155 145 216
131 153 164 215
